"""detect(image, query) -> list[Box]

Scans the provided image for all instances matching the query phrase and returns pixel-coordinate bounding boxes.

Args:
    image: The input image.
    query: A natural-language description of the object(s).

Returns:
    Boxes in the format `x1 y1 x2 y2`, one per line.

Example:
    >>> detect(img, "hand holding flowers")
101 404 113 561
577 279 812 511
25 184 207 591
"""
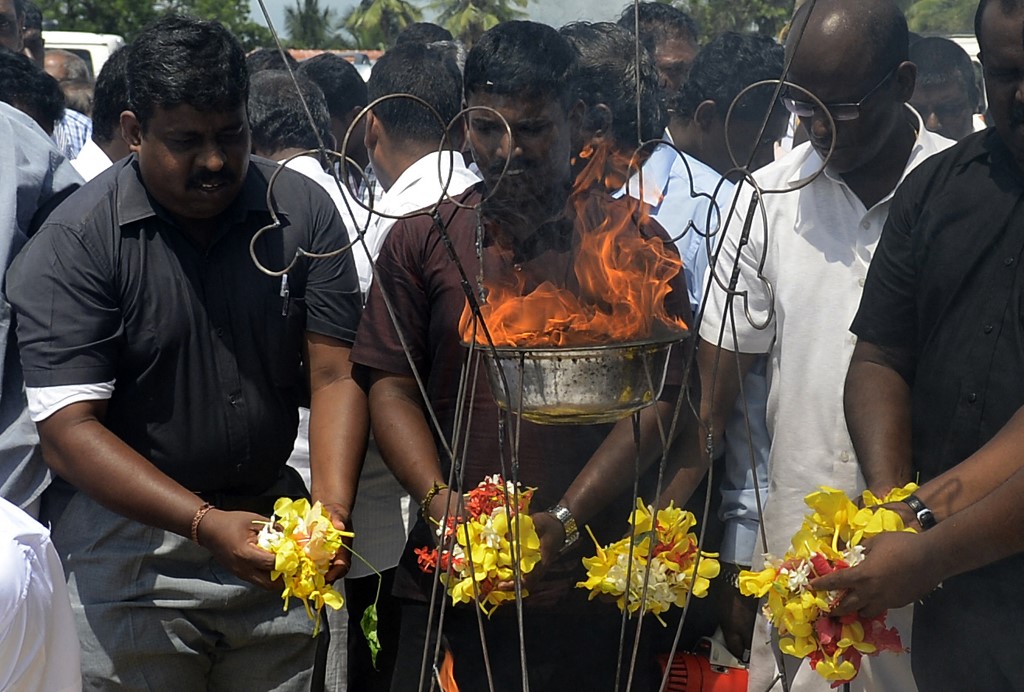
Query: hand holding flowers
738 485 917 687
577 499 720 624
256 497 353 636
415 474 543 615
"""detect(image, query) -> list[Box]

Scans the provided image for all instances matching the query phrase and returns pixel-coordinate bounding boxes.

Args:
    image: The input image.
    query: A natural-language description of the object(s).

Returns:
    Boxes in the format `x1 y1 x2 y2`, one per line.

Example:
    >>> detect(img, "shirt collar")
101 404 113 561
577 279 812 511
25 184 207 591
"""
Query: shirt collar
618 142 676 206
790 105 951 204
116 154 273 227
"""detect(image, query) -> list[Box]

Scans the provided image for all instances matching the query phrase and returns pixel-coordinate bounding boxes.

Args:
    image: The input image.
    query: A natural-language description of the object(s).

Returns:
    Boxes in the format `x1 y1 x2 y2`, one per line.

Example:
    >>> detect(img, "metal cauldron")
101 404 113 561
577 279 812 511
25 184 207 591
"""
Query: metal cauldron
472 332 685 425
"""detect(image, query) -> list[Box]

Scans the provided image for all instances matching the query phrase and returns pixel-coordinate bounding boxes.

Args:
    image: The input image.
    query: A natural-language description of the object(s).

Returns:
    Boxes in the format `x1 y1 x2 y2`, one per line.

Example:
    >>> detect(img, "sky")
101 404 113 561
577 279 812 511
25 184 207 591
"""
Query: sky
247 0 634 41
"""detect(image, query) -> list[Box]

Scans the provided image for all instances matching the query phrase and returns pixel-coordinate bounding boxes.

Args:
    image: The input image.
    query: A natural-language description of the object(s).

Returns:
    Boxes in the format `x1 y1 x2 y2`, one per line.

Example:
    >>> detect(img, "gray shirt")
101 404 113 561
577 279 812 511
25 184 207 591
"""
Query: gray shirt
8 154 360 494
0 103 83 509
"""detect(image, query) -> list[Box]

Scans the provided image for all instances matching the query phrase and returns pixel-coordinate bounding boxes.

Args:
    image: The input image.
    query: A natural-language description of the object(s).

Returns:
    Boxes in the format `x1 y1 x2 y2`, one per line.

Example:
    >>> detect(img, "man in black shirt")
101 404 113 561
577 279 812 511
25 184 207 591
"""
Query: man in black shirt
818 0 1024 688
7 16 366 690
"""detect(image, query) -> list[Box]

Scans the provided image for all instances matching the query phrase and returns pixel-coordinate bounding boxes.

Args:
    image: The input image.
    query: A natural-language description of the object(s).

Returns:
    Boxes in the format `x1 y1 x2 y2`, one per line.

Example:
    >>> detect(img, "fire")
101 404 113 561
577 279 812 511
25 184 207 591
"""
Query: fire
438 648 459 692
460 142 688 347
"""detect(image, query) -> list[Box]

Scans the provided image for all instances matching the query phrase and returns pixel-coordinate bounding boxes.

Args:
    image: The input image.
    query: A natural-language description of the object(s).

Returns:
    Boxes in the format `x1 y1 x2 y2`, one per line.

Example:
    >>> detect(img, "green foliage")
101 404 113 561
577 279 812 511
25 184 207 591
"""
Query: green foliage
905 0 976 35
675 0 793 39
284 0 349 49
360 603 381 669
37 0 273 50
431 0 528 46
343 0 423 50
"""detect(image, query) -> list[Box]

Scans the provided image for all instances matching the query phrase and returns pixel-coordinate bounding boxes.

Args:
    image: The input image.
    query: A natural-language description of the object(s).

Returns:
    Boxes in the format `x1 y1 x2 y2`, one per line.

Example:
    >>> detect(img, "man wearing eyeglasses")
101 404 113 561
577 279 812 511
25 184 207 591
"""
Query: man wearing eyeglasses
658 0 951 690
811 0 1024 688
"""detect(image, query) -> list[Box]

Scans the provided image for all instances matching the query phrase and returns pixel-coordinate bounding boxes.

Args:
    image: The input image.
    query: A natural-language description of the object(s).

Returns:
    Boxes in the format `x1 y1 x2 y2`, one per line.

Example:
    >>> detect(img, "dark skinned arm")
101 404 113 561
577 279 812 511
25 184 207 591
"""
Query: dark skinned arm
659 337 757 508
813 407 1024 616
844 340 915 496
36 400 278 589
306 332 369 581
367 370 448 519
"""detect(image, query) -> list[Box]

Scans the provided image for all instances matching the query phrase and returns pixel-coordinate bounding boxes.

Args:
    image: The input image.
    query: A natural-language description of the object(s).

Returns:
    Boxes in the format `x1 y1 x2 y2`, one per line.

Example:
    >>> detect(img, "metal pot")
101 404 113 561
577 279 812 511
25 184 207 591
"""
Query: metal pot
472 333 684 425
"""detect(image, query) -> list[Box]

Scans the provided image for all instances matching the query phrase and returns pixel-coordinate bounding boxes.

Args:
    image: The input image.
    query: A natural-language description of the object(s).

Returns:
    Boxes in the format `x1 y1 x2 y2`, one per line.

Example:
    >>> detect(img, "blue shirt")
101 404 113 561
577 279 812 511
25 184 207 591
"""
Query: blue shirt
622 142 770 566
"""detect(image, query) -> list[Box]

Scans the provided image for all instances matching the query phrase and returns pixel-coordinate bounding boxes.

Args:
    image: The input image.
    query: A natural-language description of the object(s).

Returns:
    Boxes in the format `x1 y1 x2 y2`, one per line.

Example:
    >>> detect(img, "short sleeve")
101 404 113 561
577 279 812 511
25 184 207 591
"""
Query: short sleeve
7 224 123 387
350 217 431 377
302 186 363 344
699 182 776 355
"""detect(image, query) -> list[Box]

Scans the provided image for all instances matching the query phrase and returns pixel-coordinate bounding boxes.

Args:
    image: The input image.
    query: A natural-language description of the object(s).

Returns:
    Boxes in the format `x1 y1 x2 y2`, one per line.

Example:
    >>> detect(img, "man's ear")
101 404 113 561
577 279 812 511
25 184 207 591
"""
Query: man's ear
694 99 718 131
894 60 917 102
589 103 614 143
120 110 142 152
363 109 379 153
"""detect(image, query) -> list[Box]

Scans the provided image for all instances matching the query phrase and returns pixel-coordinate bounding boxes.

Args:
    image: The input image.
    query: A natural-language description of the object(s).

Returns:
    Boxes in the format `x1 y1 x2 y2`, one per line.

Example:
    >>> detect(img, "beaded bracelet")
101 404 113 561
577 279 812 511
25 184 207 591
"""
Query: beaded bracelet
419 481 448 519
190 502 215 544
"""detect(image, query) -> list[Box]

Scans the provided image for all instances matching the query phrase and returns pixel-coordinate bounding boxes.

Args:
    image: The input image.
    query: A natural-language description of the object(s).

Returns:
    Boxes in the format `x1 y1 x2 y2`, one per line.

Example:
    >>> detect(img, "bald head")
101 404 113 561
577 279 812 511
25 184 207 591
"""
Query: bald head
788 0 908 83
44 49 91 82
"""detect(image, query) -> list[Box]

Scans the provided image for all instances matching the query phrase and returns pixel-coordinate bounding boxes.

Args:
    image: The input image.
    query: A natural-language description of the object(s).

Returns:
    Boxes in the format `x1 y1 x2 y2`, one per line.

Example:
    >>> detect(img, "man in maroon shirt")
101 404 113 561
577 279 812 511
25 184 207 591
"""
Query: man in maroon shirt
352 20 696 691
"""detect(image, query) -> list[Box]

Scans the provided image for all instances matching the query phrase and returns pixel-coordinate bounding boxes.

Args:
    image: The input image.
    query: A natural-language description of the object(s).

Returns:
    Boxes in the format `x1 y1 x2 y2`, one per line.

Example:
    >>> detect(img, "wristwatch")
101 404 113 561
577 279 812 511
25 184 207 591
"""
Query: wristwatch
902 494 937 530
545 504 579 553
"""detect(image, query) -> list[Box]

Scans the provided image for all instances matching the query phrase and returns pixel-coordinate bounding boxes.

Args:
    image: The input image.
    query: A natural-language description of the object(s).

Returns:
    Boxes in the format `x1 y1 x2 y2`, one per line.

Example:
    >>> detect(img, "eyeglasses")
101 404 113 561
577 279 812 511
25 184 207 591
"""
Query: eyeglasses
783 67 898 122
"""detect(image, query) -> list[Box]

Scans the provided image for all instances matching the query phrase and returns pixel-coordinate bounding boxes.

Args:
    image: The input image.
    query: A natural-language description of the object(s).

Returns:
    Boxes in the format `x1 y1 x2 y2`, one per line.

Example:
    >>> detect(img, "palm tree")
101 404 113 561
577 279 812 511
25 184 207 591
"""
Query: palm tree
343 0 423 50
284 0 342 48
431 0 529 47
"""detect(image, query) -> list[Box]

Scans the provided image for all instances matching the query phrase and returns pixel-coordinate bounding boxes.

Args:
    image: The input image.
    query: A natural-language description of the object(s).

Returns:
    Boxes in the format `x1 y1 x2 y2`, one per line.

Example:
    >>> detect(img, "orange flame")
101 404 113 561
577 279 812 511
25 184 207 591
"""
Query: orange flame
460 143 687 347
438 649 459 692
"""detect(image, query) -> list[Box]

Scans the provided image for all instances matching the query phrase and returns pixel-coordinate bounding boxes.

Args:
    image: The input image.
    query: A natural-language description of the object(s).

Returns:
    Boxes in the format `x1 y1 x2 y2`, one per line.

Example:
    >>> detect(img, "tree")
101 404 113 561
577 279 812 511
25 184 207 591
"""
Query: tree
431 0 528 46
343 0 422 50
284 0 347 48
674 0 793 39
904 0 975 34
37 0 273 49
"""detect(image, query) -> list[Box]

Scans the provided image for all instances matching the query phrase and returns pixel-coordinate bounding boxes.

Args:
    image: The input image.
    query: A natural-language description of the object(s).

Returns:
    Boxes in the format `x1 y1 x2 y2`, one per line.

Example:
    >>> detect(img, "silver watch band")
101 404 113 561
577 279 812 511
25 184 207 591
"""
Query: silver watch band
545 504 579 552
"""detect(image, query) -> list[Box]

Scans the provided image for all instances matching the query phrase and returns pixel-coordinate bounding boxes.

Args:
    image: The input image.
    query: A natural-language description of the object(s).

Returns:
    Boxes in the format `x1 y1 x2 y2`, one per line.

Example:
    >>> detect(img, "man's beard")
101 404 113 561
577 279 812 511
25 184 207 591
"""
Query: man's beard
479 168 573 242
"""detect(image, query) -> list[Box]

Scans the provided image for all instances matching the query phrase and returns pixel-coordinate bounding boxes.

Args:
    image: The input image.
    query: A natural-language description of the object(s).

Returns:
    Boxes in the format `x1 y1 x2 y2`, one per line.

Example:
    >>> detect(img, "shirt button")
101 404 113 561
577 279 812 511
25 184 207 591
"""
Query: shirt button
229 394 239 405
861 220 870 230
849 335 857 345
840 451 851 462
216 327 224 337
984 324 994 334
858 277 866 287
967 392 978 404
1005 257 1015 266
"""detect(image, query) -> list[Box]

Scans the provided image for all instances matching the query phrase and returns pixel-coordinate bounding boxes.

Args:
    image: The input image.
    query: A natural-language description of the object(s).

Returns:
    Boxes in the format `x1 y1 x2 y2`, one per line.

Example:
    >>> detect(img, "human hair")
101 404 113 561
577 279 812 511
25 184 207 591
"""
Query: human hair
125 15 248 131
675 32 784 120
22 1 40 30
296 52 368 119
975 0 1024 47
246 47 299 73
910 36 980 107
0 49 64 132
428 39 467 74
61 78 93 115
92 45 130 143
394 21 453 45
367 41 462 144
615 1 699 56
46 49 90 82
559 21 665 145
248 70 331 154
13 0 25 18
464 20 578 111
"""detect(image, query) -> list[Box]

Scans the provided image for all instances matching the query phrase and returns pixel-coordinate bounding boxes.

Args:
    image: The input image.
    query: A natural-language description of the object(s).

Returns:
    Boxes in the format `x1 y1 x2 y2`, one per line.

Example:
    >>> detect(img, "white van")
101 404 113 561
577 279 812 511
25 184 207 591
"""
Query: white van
42 31 125 79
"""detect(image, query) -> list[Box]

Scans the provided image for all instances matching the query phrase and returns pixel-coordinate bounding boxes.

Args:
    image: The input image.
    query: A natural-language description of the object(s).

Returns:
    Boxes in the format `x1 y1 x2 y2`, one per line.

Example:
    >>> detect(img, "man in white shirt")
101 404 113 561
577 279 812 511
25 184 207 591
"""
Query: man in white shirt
360 41 479 295
71 46 130 181
0 497 81 691
660 1 952 690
